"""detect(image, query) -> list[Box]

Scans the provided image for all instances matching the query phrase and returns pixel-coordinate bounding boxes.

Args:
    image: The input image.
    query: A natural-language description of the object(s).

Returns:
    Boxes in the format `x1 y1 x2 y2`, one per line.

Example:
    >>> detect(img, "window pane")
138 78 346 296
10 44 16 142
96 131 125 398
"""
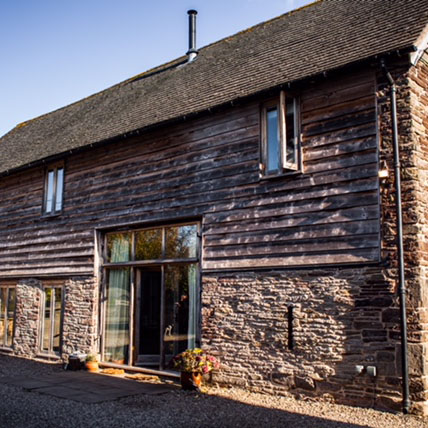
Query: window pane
286 97 296 166
0 289 6 346
164 264 198 366
6 288 15 347
55 168 64 211
43 288 52 351
45 170 55 213
107 233 132 263
266 108 279 173
135 229 162 260
165 225 197 259
104 268 131 363
53 288 62 352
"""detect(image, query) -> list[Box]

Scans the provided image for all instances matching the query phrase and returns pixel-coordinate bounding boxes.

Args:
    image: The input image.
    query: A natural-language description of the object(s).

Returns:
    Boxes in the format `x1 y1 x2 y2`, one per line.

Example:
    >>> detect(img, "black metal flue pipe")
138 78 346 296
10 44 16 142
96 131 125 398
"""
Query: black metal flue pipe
187 10 198 61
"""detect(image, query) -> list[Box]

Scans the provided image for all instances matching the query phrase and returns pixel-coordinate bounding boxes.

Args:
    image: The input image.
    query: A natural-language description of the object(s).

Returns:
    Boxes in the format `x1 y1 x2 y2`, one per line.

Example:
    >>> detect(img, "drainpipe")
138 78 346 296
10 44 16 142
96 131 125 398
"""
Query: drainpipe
381 59 410 414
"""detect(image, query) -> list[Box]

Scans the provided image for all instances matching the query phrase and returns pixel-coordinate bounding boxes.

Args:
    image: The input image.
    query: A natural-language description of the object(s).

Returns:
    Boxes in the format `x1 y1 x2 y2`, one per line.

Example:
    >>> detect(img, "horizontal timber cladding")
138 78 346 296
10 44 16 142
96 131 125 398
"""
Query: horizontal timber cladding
0 67 380 276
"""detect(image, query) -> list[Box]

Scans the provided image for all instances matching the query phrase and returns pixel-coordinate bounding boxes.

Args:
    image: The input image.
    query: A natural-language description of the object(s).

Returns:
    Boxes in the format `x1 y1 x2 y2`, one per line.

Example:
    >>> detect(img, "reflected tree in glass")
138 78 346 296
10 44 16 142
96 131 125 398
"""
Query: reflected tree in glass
136 229 162 260
165 225 197 259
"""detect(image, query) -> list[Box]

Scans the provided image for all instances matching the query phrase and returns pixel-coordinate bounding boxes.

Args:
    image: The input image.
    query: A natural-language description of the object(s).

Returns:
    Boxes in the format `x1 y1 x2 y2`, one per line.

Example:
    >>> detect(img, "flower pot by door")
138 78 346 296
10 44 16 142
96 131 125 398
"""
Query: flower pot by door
86 361 99 373
180 372 202 390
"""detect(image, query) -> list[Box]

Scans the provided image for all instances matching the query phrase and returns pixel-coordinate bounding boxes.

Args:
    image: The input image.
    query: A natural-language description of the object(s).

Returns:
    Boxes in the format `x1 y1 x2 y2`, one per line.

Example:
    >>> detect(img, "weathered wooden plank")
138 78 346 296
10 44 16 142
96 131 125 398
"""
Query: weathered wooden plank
304 149 378 174
204 234 379 258
304 109 376 137
301 95 375 125
205 219 380 247
303 122 376 148
203 205 379 235
204 191 378 224
304 136 377 161
202 248 380 270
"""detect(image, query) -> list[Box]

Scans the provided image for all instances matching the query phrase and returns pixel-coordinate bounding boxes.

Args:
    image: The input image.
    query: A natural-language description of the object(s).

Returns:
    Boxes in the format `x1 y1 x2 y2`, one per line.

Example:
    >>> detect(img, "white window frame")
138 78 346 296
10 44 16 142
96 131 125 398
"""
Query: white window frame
260 91 301 176
43 164 64 215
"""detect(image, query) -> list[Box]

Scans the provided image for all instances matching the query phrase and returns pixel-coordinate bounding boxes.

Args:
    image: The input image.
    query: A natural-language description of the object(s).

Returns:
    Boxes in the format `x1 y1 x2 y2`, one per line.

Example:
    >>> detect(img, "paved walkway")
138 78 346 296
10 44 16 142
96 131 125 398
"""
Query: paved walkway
0 370 175 403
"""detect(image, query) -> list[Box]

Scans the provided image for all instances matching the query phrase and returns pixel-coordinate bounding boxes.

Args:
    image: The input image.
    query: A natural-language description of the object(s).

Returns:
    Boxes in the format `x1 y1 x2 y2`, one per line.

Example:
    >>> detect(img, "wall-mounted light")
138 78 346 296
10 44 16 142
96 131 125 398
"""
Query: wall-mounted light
378 160 389 178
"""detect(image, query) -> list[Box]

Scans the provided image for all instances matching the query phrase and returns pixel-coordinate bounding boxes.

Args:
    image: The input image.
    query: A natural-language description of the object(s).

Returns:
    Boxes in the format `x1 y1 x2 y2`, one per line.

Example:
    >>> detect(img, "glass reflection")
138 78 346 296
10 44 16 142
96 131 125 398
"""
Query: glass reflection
136 229 162 260
267 108 279 173
163 264 197 367
165 225 197 259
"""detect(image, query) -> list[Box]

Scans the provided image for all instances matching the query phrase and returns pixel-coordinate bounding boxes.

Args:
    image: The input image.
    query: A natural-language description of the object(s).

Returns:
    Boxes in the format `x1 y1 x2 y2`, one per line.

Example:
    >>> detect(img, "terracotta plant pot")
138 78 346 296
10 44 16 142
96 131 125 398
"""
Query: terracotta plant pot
85 361 99 373
180 371 202 391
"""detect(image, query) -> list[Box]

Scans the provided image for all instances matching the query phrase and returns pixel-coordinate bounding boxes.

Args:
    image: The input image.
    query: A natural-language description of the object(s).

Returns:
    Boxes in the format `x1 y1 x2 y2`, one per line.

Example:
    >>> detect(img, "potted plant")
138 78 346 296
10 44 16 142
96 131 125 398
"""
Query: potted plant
172 348 220 390
85 353 99 373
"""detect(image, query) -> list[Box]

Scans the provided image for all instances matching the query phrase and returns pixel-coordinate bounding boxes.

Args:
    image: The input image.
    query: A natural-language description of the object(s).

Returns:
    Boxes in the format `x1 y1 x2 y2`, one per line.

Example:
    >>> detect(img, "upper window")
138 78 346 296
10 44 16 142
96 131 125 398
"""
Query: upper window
260 91 300 176
43 165 64 215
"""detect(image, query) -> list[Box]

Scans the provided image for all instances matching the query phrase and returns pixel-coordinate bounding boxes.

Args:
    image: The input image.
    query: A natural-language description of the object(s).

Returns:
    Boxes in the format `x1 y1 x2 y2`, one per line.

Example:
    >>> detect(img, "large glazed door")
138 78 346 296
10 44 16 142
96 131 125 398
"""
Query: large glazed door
103 223 200 370
136 264 198 369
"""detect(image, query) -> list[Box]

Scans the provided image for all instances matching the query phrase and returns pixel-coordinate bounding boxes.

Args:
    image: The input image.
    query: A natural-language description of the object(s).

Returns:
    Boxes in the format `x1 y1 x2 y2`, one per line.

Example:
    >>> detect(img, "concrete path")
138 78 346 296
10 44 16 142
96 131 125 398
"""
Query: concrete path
0 370 175 403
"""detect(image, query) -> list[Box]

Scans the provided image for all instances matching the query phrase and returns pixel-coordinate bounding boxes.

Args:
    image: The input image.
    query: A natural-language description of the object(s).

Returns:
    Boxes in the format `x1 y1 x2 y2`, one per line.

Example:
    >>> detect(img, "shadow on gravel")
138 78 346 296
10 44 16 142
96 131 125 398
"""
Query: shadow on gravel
0 355 410 428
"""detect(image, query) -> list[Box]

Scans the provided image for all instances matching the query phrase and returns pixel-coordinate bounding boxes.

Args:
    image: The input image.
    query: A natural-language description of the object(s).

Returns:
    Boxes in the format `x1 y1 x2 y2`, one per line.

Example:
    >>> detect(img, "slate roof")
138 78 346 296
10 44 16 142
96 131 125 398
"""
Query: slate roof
1 0 427 175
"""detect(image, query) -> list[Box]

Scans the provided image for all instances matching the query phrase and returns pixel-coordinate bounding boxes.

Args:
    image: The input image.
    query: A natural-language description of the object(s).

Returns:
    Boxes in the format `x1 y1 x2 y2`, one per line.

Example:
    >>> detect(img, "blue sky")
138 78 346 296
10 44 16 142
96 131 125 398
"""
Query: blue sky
0 0 312 137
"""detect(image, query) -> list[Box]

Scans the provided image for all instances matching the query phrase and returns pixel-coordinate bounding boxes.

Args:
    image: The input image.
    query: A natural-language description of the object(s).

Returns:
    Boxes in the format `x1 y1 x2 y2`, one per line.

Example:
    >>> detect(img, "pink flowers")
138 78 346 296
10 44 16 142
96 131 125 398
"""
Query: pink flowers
172 348 220 374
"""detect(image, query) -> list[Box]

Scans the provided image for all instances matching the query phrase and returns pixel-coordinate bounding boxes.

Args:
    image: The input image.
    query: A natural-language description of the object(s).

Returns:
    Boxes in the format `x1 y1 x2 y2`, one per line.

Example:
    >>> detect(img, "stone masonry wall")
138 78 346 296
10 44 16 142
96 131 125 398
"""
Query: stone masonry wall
202 268 403 412
8 276 98 360
13 279 43 357
377 55 428 414
408 51 428 412
61 276 99 358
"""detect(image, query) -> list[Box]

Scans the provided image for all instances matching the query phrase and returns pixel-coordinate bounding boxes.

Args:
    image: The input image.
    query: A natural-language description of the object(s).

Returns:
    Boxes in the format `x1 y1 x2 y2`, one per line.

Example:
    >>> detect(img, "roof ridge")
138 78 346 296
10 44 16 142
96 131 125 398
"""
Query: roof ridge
10 0 322 135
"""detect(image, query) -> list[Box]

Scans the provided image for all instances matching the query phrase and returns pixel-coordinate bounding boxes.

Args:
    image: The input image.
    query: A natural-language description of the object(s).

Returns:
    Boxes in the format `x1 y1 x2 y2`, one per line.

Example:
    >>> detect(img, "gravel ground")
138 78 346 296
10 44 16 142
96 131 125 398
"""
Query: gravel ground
0 355 426 428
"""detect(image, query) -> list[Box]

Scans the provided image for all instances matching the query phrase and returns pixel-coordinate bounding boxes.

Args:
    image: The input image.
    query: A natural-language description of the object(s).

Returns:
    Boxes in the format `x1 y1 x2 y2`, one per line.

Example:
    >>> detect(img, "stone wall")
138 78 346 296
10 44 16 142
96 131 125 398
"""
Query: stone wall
408 51 428 414
377 54 428 414
62 277 99 357
202 268 403 411
8 276 98 360
13 279 42 356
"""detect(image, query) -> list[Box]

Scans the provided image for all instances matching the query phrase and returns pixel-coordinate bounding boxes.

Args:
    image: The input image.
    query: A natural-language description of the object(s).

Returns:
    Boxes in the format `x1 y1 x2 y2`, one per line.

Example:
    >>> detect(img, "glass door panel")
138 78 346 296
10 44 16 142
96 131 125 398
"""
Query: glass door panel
41 286 63 354
163 264 198 368
104 268 130 364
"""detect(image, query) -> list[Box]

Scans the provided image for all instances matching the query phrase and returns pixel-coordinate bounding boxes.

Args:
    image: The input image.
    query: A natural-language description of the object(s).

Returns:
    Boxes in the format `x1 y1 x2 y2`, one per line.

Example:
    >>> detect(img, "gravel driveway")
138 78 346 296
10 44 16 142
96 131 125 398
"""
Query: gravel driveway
0 355 426 428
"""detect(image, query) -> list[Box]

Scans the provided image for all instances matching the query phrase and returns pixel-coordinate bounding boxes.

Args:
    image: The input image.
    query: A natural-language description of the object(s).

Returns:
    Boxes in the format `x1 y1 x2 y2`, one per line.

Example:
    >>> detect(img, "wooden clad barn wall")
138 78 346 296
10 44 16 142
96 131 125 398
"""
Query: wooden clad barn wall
0 68 379 277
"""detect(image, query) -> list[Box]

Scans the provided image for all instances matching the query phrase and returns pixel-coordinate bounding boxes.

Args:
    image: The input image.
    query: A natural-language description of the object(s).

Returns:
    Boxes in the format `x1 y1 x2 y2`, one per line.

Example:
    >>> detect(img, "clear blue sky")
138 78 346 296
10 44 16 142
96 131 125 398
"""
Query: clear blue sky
0 0 312 137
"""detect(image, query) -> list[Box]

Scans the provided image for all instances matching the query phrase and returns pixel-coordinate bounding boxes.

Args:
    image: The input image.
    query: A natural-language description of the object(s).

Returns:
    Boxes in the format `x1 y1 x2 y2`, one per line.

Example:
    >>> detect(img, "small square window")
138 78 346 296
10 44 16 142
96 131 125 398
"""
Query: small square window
43 165 64 215
260 91 301 176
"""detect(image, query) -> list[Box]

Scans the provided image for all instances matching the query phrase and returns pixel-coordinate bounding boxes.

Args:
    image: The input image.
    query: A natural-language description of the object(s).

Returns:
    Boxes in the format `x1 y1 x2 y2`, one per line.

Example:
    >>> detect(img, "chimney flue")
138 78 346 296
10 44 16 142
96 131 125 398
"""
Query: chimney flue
187 9 198 62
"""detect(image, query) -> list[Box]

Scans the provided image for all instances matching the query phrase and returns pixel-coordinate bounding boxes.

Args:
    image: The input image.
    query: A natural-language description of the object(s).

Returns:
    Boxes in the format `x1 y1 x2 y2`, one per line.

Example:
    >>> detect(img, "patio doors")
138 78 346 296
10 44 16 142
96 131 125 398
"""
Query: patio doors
102 223 200 370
